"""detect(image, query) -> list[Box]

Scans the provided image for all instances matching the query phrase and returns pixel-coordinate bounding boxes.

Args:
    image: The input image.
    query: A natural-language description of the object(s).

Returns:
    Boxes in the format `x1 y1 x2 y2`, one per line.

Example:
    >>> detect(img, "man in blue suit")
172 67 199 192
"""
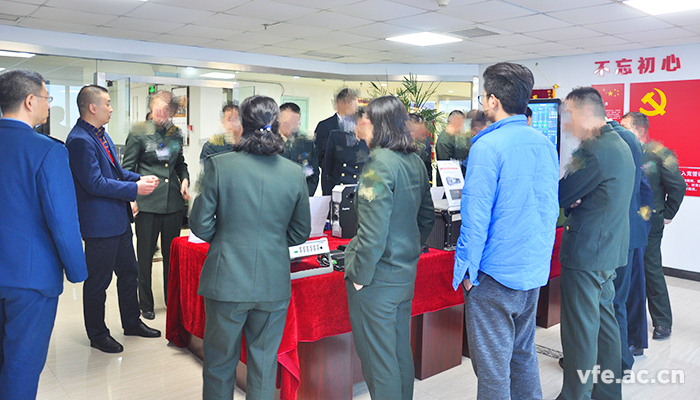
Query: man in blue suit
66 85 161 354
0 69 88 399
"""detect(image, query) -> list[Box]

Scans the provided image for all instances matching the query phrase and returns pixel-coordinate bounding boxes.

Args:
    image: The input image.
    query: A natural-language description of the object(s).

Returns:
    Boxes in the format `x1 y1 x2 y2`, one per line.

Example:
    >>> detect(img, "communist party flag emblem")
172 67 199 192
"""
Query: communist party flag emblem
639 88 667 116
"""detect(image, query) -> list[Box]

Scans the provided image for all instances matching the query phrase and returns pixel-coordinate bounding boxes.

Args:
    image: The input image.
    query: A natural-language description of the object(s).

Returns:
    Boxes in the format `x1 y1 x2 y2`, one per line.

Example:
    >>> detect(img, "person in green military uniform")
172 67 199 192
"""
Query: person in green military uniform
122 90 190 320
435 109 470 185
407 113 432 183
621 111 685 340
199 102 242 162
279 102 319 196
345 96 434 400
557 88 635 400
190 95 311 400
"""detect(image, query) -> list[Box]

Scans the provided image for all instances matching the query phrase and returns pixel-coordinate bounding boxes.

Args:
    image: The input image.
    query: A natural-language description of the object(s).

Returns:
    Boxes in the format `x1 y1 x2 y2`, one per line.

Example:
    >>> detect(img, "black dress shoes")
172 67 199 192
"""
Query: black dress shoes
91 336 124 353
652 326 671 340
142 310 155 320
630 345 644 356
124 321 161 338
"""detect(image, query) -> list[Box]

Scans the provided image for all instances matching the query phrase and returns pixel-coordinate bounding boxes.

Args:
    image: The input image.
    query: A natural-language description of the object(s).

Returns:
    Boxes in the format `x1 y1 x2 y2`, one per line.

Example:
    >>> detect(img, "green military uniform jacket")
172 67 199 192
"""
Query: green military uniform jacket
199 133 234 162
435 129 471 185
190 151 311 302
641 141 686 221
558 124 635 271
345 148 435 286
282 131 320 196
414 138 432 183
122 121 189 214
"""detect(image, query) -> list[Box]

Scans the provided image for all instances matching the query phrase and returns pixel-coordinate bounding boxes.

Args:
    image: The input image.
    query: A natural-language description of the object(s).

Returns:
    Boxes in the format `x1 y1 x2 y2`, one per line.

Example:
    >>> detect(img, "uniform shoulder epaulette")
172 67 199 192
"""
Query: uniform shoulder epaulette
208 134 226 146
130 121 155 136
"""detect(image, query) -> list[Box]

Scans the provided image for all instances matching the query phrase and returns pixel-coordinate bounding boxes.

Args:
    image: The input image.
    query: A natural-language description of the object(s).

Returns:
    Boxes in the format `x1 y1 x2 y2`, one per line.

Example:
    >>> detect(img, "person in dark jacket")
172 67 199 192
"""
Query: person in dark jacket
199 102 241 162
322 109 370 195
190 95 310 400
0 69 88 400
407 113 432 183
280 102 319 195
621 111 686 341
122 90 190 320
66 85 161 354
345 95 434 400
315 88 358 194
557 88 635 400
435 109 470 185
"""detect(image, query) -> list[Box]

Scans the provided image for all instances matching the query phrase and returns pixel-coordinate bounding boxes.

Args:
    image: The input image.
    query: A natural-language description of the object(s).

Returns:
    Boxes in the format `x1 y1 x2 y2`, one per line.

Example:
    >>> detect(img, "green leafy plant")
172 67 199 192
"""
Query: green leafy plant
368 74 445 139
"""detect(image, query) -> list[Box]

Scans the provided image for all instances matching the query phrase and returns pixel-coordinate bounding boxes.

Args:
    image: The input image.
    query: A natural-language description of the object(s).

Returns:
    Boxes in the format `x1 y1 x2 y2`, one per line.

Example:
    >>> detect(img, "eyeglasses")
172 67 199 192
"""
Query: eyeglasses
477 95 483 105
35 94 53 103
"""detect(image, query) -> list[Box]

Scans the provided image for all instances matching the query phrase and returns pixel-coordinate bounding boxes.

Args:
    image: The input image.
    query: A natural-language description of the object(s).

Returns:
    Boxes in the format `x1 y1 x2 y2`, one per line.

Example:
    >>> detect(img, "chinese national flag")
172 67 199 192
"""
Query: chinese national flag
531 89 554 99
592 84 624 122
630 79 700 195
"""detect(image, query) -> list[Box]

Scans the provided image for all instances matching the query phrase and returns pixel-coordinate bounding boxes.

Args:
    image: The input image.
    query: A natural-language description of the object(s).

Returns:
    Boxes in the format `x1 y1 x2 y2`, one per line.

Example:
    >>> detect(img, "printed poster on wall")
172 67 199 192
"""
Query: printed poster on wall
630 80 700 196
592 84 624 122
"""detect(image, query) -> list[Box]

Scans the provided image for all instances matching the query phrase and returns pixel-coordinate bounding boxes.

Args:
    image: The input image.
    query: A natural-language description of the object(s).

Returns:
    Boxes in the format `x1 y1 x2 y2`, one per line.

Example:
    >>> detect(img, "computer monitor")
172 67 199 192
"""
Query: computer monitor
527 98 561 154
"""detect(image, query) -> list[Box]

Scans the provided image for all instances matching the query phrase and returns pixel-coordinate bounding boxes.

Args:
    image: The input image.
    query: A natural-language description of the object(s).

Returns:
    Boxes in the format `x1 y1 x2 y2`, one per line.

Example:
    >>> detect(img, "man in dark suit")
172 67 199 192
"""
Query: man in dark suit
557 87 635 400
322 109 370 195
0 69 88 398
66 85 161 354
315 88 358 194
621 112 685 341
280 102 319 195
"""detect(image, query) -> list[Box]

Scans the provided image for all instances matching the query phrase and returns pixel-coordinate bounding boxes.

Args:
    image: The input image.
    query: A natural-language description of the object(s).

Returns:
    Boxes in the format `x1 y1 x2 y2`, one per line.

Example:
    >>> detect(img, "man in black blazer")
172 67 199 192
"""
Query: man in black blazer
557 88 634 400
315 88 358 194
66 85 161 353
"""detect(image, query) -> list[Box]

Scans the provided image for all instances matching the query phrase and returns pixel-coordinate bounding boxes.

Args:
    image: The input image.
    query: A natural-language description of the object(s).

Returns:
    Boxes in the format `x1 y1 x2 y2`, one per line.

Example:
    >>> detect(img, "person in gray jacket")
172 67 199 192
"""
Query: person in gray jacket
190 95 311 400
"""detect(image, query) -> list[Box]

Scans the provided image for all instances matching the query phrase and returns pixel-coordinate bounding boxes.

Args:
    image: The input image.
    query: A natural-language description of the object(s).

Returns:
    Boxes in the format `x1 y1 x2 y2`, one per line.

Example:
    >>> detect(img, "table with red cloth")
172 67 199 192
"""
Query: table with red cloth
166 233 463 400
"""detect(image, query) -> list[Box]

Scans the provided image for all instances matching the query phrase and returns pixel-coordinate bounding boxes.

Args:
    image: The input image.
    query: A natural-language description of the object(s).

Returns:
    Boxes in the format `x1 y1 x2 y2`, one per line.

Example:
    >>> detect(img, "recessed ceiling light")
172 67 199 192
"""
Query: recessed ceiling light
386 32 461 47
200 72 236 79
624 0 700 15
0 68 5 72
0 50 35 58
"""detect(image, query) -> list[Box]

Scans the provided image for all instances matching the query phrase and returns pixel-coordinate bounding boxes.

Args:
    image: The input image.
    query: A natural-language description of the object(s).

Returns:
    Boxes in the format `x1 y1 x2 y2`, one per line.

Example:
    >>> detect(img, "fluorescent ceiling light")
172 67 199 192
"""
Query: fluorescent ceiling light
386 32 461 47
0 50 35 58
624 0 700 15
200 72 236 79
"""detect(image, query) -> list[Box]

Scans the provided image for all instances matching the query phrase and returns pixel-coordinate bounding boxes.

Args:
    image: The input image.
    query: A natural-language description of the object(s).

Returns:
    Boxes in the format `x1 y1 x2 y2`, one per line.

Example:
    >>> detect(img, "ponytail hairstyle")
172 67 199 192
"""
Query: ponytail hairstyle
235 95 284 155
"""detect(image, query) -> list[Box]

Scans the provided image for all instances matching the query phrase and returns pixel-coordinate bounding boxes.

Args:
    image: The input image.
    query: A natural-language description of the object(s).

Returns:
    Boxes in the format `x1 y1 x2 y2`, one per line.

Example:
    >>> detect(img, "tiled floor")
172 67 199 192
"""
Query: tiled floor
36 247 699 399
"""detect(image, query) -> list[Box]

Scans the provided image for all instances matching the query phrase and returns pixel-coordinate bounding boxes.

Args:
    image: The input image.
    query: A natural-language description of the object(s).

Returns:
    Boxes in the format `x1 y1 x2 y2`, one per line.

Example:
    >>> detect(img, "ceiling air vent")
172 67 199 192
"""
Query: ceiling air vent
0 13 22 22
303 51 344 60
450 27 499 39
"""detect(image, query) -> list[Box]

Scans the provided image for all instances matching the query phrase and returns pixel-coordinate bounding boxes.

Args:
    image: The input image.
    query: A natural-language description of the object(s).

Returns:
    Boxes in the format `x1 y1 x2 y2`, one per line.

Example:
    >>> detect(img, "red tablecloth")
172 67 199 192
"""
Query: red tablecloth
166 228 563 400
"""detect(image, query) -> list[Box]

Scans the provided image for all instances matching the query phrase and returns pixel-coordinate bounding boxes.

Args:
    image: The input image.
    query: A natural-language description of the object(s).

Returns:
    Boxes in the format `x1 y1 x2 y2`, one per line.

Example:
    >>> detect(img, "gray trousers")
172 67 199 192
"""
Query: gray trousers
347 279 415 400
463 272 542 400
202 298 289 400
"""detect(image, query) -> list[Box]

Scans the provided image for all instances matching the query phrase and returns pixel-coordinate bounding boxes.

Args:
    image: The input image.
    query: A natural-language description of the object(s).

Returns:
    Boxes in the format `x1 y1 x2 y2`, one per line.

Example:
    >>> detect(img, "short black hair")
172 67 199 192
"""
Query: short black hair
408 113 425 124
622 111 649 132
482 62 534 115
77 85 108 116
222 101 239 114
0 69 45 114
565 87 606 120
279 102 301 114
448 110 465 121
525 107 532 118
236 95 284 155
336 88 358 104
466 110 487 129
365 95 416 154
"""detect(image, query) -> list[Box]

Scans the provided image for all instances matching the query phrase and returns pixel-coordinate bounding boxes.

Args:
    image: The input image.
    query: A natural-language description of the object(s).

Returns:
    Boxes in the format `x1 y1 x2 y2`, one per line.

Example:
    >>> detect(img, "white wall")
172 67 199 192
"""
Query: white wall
478 43 700 273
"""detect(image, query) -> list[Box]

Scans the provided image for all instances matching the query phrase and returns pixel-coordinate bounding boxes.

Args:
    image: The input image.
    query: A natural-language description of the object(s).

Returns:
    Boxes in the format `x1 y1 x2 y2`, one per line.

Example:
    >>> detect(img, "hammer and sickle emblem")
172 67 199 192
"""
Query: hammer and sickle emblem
640 88 667 116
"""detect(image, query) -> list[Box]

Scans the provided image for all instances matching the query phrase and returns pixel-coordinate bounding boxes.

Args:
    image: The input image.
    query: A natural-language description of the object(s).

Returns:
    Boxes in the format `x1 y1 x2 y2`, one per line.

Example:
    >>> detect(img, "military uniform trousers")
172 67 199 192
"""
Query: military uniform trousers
202 298 289 400
558 268 622 400
644 216 672 329
134 210 183 313
626 246 648 350
0 287 58 400
83 227 141 341
613 250 635 371
346 279 414 400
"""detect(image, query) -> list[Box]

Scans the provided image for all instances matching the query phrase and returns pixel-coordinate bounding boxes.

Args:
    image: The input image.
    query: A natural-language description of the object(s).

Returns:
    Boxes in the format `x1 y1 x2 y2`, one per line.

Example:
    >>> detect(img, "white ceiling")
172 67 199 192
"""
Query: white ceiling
1 0 699 64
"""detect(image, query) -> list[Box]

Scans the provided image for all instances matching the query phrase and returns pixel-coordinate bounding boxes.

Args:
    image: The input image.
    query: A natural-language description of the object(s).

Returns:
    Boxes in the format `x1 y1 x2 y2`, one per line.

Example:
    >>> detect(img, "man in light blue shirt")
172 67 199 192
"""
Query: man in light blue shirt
453 62 559 400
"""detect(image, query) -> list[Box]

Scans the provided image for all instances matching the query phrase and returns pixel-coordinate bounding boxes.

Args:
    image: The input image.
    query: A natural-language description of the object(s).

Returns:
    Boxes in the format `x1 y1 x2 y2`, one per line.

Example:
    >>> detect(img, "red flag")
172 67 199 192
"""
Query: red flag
630 80 700 196
592 84 624 122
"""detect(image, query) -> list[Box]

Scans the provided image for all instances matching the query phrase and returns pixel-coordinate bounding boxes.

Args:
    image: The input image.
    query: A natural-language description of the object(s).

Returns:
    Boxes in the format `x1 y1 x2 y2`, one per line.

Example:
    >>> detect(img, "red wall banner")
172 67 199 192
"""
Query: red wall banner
630 79 700 196
592 84 624 122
